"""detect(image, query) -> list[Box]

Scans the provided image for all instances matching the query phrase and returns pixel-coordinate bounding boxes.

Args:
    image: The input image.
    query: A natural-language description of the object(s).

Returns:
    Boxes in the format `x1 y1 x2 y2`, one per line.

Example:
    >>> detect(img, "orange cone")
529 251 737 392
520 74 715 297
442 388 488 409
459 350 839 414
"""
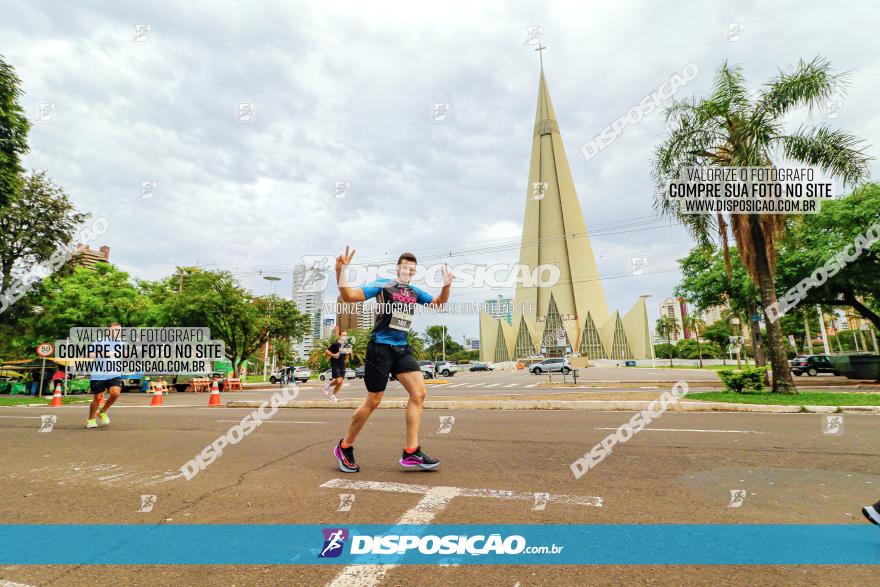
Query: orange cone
49 382 63 407
150 383 164 406
208 379 222 406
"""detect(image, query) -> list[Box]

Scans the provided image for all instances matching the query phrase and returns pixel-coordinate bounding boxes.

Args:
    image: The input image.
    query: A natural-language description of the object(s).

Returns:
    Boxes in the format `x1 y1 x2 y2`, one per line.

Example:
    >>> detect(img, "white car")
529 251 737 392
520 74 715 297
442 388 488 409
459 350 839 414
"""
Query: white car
269 366 311 383
433 361 458 377
528 358 572 375
319 369 356 381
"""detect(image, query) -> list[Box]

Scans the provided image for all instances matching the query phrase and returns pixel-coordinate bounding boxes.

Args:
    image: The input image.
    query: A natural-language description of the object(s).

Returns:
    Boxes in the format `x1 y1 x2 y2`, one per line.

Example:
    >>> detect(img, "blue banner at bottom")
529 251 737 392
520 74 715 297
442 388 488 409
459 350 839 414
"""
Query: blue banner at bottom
1 525 878 565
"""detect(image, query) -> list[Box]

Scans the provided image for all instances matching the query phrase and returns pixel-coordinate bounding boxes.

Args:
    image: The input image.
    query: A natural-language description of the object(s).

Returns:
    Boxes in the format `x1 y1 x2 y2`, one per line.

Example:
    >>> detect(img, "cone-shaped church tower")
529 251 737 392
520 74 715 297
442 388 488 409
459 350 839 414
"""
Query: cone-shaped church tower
479 69 651 362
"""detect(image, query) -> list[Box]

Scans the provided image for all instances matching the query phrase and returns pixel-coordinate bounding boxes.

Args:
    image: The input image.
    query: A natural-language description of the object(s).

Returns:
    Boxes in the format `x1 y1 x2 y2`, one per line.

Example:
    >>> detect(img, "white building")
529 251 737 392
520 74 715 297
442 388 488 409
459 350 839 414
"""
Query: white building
292 263 326 358
658 296 689 341
700 304 727 327
357 299 377 331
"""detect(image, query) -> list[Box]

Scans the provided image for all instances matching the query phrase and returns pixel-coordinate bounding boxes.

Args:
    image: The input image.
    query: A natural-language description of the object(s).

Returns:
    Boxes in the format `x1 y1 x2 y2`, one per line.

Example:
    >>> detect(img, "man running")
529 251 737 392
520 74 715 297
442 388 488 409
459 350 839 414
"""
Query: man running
86 322 124 429
332 247 452 473
323 330 349 402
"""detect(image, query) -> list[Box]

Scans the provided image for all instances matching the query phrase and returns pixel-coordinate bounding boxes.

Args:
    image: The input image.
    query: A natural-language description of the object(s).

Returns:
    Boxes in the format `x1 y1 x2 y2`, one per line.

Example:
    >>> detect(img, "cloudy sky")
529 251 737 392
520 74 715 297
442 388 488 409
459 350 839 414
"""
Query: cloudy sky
4 1 879 342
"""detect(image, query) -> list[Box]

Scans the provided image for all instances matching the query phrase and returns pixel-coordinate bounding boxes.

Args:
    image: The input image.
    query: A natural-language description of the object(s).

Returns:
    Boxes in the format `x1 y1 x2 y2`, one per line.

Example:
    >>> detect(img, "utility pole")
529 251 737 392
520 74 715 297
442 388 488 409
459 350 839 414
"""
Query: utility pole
804 316 813 354
817 305 831 355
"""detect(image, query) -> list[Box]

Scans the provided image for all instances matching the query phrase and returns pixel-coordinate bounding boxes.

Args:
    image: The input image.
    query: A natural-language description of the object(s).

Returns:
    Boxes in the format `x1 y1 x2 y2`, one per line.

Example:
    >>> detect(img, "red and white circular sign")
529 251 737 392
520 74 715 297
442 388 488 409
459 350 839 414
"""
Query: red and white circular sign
36 343 54 357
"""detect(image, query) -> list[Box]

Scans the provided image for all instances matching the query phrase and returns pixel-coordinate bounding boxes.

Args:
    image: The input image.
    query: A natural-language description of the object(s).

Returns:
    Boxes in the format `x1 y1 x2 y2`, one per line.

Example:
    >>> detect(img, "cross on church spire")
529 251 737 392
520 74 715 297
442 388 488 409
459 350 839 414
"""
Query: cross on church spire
535 44 546 70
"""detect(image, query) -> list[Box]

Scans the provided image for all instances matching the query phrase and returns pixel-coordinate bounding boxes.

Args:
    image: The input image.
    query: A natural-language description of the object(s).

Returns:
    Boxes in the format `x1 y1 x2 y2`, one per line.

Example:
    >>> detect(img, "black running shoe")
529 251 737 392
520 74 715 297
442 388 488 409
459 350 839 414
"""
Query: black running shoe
863 500 880 526
399 446 440 470
333 439 359 473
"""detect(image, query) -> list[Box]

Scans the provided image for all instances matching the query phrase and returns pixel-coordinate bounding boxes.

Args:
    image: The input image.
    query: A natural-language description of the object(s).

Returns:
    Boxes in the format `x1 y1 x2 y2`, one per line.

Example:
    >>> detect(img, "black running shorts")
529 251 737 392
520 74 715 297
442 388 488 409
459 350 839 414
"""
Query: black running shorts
330 364 347 379
90 377 123 393
364 341 420 392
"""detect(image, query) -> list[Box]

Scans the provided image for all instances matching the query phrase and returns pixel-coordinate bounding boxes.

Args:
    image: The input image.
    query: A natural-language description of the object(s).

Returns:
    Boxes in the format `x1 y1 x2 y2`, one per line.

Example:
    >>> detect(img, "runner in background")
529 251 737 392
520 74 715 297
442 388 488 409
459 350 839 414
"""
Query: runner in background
86 322 124 429
323 329 348 402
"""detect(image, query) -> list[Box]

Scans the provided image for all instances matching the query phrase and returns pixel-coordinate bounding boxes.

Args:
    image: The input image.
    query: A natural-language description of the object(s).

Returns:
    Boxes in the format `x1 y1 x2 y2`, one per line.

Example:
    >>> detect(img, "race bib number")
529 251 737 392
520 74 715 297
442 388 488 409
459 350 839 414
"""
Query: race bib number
389 310 413 332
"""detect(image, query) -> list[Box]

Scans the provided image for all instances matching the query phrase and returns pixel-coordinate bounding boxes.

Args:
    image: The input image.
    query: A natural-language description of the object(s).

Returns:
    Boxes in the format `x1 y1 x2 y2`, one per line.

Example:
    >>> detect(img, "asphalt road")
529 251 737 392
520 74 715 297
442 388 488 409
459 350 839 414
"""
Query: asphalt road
1 393 878 586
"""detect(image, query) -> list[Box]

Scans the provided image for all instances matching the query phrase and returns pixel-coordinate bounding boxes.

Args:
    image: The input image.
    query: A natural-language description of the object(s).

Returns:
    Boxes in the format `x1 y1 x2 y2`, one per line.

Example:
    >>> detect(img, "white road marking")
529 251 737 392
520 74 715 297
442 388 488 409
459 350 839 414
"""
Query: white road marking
525 383 537 388
591 427 766 434
217 420 325 424
448 383 467 388
1 579 38 587
503 384 518 388
484 383 501 388
469 383 485 387
0 415 43 419
322 479 600 586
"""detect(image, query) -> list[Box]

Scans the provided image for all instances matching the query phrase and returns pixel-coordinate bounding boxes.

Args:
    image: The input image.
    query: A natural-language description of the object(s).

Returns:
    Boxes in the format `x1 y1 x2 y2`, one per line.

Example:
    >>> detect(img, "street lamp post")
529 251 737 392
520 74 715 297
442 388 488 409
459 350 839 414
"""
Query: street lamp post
262 275 282 381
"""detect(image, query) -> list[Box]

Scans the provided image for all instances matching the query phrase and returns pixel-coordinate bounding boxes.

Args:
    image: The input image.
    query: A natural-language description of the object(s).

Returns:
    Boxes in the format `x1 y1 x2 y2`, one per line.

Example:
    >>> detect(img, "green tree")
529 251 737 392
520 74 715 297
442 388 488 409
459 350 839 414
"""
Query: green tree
775 183 880 330
407 330 425 360
17 263 152 349
424 325 461 360
0 55 30 208
0 171 87 298
654 57 871 393
683 315 706 367
675 244 762 361
655 316 678 367
153 268 310 374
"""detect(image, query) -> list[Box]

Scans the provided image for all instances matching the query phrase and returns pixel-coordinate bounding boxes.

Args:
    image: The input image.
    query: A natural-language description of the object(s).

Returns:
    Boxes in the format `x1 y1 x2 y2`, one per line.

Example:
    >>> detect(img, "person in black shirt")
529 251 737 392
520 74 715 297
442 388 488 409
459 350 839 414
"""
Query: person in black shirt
323 330 349 402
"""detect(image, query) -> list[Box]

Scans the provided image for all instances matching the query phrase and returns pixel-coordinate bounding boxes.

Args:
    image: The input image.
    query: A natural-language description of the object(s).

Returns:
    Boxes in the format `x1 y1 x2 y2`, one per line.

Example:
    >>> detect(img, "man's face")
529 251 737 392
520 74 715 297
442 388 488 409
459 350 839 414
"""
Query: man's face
109 323 121 334
396 260 417 284
339 331 347 341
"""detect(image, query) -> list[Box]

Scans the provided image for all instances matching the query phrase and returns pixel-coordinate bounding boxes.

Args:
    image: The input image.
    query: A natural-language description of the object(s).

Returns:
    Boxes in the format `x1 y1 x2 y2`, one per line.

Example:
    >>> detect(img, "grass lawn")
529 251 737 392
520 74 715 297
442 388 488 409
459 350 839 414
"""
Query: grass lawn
686 391 880 406
0 395 91 406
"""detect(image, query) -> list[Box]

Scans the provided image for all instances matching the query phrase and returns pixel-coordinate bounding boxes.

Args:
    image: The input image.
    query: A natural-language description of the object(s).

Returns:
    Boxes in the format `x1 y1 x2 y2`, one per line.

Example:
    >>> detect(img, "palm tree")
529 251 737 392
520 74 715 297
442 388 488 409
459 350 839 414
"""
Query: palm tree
653 57 871 393
684 315 706 368
655 316 679 367
307 337 332 372
406 330 425 360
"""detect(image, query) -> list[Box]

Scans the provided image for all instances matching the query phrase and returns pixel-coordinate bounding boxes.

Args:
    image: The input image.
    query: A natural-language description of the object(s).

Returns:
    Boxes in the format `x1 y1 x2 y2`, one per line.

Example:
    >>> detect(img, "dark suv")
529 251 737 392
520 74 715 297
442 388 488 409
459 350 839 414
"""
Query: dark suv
790 355 839 377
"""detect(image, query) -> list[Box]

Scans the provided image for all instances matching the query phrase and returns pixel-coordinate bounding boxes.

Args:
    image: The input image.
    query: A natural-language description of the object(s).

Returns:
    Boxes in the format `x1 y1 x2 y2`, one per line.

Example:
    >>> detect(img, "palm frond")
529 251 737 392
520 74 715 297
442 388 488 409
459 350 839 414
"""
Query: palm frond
755 56 845 121
780 125 871 188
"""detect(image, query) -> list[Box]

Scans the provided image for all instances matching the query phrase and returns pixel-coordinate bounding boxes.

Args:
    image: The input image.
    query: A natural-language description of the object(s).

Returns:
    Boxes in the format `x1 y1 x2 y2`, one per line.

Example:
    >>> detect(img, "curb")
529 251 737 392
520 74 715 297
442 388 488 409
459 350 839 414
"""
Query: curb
224 399 880 413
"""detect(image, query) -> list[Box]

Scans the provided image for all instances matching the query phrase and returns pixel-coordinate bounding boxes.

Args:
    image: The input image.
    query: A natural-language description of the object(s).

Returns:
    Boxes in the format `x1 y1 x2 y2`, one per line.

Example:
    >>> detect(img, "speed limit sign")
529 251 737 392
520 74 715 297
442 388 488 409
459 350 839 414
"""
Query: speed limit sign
36 343 54 357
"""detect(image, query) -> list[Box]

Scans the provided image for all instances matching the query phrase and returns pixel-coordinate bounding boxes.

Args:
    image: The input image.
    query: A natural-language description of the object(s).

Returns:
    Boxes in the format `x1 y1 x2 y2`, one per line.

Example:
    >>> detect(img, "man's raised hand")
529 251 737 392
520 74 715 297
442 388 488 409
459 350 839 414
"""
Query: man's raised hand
335 245 356 274
442 262 454 287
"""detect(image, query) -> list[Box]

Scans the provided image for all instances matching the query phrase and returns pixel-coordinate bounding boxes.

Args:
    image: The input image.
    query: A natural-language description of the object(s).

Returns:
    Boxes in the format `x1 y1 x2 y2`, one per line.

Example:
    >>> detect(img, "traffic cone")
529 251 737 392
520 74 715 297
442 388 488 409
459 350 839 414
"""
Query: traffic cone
208 379 222 407
49 382 63 407
150 383 164 406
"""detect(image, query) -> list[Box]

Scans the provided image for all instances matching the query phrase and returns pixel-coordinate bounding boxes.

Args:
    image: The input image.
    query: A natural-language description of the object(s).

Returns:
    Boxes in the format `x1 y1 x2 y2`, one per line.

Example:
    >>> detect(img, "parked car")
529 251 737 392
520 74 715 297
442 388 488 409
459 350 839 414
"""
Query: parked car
269 366 309 384
291 366 311 383
790 355 839 377
433 361 458 377
528 357 572 375
417 361 435 379
355 366 365 379
468 362 493 372
319 368 356 381
268 367 288 384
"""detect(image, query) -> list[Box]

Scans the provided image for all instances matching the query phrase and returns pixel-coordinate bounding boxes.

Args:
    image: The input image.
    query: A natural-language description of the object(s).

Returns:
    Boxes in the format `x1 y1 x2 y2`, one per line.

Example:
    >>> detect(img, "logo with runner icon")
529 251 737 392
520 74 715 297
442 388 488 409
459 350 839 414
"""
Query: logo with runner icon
319 528 349 558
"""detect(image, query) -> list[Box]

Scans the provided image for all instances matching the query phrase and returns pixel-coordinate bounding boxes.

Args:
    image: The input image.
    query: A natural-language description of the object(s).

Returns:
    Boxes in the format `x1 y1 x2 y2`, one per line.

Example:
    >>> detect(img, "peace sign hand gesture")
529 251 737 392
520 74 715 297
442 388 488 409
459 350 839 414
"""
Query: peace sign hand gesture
336 245 356 275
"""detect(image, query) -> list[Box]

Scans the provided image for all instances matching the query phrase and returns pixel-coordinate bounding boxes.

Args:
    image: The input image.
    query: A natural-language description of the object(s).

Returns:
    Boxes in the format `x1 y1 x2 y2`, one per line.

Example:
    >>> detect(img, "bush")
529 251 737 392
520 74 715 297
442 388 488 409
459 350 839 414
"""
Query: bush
654 343 678 359
717 366 767 393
